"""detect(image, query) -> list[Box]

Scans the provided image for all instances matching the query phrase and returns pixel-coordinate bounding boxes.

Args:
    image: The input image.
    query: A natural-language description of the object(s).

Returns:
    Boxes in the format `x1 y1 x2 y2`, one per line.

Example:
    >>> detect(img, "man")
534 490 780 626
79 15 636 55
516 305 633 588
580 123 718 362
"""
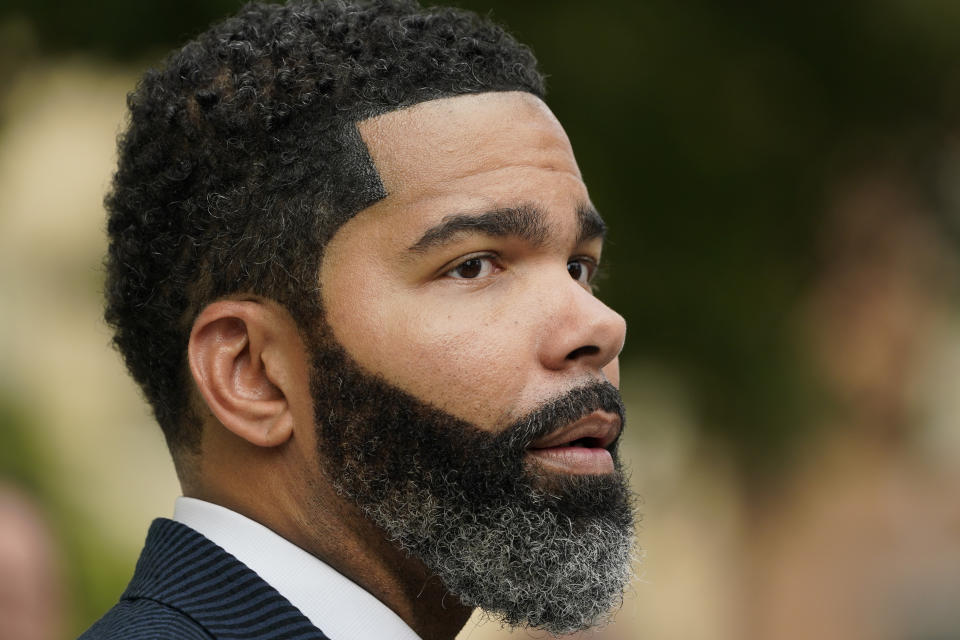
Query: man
83 1 635 639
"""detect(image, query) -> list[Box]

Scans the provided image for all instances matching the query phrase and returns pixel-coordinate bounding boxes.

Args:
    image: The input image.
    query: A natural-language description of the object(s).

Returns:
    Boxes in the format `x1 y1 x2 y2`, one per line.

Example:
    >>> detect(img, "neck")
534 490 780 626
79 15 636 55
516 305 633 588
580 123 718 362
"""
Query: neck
285 482 473 640
190 440 472 640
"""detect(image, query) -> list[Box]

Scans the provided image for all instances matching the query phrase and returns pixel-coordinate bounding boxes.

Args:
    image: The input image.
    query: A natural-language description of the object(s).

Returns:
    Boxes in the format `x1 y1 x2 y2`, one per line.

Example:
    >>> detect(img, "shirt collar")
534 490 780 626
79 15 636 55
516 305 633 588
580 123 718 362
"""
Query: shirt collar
173 496 422 640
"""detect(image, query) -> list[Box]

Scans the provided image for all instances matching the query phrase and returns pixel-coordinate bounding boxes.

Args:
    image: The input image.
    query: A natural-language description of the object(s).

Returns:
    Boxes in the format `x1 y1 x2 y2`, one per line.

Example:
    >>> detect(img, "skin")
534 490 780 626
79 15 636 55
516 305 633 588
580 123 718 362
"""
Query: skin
184 91 626 640
326 91 624 424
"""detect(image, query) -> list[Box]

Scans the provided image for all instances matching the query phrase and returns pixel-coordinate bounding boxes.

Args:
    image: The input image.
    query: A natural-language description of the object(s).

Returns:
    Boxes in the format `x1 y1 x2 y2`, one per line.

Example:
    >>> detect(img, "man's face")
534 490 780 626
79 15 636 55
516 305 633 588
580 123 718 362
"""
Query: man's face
321 91 626 441
310 92 634 633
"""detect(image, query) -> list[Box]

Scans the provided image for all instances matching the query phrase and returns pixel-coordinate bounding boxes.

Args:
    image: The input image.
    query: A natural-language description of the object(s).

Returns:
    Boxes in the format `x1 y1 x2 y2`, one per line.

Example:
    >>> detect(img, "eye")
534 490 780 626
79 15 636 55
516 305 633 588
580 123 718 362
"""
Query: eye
567 257 597 285
446 255 498 279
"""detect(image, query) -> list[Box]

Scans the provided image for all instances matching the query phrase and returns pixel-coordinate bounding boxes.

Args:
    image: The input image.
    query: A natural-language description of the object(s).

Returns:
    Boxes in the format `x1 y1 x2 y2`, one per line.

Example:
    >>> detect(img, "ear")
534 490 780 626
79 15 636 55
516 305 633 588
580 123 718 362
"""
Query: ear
188 299 304 448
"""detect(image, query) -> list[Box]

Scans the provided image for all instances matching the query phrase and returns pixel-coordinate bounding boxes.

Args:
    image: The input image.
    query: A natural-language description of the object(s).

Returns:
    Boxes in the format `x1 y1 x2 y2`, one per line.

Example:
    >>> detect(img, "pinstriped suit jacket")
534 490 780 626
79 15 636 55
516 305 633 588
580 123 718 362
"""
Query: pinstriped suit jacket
79 518 332 639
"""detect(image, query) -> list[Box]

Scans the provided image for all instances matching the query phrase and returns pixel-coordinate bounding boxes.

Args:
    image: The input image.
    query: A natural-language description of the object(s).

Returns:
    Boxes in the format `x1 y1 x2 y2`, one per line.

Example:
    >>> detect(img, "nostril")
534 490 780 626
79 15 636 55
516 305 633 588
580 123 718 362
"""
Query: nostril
566 345 600 360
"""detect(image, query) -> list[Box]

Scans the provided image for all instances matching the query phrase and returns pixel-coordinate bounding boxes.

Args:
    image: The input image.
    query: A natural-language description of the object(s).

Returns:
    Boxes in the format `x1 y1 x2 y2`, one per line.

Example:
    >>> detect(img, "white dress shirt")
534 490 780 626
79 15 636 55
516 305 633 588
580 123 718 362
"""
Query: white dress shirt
173 496 422 640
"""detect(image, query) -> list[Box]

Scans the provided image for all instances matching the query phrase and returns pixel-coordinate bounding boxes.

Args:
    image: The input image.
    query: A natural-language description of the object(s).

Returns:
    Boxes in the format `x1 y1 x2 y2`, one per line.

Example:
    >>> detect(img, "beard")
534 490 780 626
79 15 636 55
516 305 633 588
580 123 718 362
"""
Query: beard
308 325 637 635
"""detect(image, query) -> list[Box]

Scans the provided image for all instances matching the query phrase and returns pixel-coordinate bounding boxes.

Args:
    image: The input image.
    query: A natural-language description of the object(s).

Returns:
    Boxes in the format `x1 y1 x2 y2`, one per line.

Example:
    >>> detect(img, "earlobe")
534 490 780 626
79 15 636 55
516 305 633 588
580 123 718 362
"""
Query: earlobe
188 300 298 448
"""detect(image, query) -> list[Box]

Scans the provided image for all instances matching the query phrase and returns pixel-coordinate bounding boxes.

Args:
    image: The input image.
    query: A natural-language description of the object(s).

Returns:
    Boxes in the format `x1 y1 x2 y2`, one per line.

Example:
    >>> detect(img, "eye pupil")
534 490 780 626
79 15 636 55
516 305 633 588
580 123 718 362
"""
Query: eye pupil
568 261 584 281
458 258 483 279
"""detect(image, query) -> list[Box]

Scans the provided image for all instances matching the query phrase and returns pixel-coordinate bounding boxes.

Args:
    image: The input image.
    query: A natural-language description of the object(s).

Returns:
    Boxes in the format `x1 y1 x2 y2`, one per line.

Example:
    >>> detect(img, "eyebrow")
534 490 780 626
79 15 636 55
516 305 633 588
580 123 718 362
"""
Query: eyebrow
407 202 606 254
577 203 607 245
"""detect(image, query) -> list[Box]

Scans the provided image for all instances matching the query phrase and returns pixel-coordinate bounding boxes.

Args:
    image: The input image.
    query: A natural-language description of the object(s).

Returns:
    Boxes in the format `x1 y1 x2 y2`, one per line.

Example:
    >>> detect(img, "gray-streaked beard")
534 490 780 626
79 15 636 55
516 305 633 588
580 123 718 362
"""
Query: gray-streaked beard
309 331 637 635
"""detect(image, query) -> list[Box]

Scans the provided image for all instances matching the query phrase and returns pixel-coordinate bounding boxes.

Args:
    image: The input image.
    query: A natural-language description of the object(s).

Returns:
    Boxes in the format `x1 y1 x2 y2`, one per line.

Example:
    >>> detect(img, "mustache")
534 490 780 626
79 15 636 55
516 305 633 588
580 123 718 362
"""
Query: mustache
498 380 625 453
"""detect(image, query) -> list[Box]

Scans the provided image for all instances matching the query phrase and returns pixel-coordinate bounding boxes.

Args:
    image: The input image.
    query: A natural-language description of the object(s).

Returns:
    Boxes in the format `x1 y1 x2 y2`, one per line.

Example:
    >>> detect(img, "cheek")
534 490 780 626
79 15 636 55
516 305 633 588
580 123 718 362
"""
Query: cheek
331 288 534 425
400 305 527 413
602 356 621 388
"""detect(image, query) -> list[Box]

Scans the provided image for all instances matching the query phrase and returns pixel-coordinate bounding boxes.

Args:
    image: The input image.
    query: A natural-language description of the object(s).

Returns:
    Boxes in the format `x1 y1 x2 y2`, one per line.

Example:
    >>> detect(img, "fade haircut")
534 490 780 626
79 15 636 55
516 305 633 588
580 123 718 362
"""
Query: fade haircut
104 0 545 456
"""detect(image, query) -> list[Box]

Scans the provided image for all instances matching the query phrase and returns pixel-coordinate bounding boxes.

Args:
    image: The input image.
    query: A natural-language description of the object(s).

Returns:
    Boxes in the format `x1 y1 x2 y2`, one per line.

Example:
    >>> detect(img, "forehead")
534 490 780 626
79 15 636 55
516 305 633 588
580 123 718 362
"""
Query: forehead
354 92 587 226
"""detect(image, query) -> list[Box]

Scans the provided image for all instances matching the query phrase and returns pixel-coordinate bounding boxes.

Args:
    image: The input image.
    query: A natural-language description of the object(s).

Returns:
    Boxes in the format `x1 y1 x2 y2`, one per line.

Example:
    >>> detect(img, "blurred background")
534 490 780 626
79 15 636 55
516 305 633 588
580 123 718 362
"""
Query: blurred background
2 0 960 638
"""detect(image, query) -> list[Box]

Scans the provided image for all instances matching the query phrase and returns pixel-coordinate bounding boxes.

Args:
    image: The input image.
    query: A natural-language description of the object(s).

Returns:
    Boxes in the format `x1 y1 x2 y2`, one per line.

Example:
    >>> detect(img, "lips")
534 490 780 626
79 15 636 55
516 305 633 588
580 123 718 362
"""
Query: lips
525 410 621 475
527 410 621 450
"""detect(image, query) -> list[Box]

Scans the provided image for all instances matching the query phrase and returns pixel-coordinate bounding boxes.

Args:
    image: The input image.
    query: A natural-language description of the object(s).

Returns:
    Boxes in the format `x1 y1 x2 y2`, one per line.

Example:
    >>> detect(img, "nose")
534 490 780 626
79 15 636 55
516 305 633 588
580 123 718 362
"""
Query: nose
537 279 627 376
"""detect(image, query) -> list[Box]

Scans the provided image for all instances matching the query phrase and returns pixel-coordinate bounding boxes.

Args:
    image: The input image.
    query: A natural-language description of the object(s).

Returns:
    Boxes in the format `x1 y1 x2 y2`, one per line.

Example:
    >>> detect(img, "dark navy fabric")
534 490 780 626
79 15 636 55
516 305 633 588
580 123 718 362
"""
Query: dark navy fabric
79 518 332 639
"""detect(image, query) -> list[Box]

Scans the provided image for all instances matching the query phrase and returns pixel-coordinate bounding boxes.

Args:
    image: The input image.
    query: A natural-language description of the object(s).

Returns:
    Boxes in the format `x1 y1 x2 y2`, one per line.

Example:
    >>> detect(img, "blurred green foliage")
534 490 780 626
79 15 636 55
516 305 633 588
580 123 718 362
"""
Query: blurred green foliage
2 0 959 468
0 394 135 635
0 393 52 494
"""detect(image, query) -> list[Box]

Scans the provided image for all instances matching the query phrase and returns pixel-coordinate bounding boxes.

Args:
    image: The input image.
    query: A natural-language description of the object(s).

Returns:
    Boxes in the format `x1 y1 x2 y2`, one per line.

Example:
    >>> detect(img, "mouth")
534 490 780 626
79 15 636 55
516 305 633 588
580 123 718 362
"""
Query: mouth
524 410 621 475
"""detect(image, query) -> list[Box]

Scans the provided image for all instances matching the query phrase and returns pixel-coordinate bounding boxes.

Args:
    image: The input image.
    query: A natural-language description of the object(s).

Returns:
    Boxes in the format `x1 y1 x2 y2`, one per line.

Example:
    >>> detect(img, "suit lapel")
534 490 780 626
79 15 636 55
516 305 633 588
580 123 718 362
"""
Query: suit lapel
123 519 331 640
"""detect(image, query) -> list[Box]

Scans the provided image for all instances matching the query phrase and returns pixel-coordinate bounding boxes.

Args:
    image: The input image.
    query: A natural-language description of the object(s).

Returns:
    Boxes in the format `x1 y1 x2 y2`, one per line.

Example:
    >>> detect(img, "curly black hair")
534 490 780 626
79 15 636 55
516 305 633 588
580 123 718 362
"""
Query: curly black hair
104 0 545 456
